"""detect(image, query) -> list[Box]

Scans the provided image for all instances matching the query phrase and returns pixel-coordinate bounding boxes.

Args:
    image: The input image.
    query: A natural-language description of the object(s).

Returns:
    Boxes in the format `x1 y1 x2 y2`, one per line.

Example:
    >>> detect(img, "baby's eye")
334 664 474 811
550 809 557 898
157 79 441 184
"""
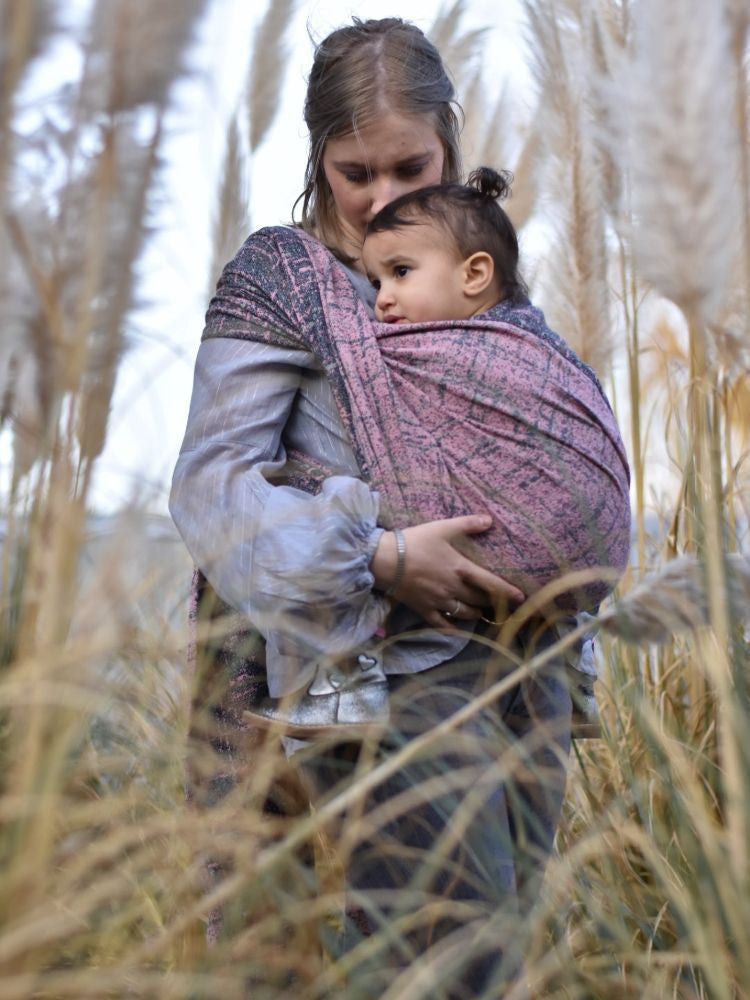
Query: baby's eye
370 278 381 290
395 265 410 278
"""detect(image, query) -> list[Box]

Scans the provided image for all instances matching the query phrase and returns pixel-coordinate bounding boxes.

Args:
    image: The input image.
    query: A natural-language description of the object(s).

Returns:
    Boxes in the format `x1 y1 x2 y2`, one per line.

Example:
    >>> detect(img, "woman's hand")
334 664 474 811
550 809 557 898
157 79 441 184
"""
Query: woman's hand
370 515 524 630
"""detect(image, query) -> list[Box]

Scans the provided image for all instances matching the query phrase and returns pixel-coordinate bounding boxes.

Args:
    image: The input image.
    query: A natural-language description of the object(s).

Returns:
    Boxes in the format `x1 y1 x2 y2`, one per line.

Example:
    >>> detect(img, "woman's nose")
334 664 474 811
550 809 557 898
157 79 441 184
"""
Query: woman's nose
369 178 405 218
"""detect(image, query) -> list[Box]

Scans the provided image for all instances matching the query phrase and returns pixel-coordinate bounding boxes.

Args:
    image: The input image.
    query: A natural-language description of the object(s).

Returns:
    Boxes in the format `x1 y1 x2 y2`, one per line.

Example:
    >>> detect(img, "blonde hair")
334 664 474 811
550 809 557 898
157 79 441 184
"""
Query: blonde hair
294 18 463 254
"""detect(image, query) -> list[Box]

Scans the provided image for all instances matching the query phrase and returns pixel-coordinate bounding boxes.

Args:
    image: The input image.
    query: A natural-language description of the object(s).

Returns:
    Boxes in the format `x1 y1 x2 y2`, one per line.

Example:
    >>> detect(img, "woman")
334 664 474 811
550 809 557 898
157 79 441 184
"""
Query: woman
171 17 578 995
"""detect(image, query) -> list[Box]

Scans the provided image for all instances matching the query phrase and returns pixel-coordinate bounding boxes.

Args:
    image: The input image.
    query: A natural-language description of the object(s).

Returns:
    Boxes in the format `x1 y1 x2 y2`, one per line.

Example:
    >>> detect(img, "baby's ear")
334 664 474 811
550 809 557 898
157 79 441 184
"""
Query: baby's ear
462 252 495 297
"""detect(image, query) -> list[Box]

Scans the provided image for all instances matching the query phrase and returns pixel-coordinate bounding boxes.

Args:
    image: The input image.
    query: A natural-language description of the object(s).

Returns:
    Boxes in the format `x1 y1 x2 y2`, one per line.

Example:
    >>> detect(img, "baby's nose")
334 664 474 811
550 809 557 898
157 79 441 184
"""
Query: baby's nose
377 281 393 302
375 284 393 314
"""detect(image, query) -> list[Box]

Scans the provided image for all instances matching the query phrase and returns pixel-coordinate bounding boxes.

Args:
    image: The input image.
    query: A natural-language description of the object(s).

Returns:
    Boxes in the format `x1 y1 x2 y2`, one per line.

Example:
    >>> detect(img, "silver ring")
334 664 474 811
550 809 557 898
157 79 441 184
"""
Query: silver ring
444 599 462 619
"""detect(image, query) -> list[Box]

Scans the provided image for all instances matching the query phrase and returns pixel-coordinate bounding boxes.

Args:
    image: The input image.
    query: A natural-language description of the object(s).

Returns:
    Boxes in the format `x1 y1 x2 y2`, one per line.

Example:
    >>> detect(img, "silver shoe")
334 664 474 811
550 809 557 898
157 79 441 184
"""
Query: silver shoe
244 653 390 739
567 624 602 739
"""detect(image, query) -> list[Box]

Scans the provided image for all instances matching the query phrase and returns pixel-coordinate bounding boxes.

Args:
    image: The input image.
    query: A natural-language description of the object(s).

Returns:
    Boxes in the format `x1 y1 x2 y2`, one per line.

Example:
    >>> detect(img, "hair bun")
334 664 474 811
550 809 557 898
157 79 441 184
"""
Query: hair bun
466 166 512 202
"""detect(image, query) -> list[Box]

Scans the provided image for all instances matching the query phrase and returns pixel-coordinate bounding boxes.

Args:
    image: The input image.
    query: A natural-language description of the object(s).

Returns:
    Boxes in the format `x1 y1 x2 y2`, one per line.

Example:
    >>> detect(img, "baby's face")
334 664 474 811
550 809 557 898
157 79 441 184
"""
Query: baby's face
362 222 471 324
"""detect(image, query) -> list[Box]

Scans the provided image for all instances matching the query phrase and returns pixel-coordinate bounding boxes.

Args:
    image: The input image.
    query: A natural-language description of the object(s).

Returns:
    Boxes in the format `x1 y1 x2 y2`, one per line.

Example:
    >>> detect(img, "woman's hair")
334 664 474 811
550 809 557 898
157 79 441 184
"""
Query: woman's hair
366 166 529 304
295 17 463 250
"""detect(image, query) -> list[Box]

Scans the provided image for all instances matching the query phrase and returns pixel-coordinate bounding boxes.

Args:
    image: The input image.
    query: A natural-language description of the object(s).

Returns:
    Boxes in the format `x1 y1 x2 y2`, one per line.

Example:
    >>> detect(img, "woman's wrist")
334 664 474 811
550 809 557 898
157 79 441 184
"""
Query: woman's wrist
370 529 401 594
385 528 406 596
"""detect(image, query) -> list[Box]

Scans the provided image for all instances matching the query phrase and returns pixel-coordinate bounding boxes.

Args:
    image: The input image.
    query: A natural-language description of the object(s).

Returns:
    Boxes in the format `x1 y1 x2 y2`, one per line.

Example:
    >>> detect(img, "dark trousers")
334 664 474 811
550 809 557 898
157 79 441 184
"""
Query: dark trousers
300 621 572 999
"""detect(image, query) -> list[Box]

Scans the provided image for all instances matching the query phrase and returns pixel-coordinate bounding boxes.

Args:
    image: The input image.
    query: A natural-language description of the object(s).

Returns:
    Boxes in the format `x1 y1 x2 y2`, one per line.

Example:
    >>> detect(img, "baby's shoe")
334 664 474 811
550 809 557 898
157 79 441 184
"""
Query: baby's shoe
244 653 389 739
566 624 602 739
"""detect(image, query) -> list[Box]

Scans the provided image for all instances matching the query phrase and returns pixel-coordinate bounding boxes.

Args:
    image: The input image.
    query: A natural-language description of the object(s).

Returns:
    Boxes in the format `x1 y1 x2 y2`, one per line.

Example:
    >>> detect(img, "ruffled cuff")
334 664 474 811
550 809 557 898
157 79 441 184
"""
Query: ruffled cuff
366 525 385 571
249 477 389 686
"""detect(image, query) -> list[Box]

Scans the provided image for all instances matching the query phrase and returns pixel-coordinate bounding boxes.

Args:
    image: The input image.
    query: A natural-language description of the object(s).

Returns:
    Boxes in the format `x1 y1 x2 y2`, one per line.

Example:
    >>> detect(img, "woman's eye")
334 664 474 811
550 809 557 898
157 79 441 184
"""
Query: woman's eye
345 172 367 184
398 164 424 178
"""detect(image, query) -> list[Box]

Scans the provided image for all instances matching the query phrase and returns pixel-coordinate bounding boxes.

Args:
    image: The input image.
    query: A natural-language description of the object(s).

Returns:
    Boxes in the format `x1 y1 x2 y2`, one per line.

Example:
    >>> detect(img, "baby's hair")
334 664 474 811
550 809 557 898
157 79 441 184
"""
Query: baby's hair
366 166 528 304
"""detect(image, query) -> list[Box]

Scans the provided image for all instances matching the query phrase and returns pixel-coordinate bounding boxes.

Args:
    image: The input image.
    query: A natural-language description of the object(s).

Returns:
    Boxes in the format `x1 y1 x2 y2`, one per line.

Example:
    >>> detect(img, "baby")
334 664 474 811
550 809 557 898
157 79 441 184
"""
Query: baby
362 165 526 326
249 168 624 740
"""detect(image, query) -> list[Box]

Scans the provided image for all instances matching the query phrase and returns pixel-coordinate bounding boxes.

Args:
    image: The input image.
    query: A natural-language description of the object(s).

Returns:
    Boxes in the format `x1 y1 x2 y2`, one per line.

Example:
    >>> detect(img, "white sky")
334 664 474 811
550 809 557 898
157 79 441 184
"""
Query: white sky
88 0 529 513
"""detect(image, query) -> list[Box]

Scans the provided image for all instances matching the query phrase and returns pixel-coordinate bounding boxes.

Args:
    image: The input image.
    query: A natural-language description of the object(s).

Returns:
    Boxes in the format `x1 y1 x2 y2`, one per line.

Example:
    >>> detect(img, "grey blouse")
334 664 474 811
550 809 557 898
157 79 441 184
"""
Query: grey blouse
170 268 472 698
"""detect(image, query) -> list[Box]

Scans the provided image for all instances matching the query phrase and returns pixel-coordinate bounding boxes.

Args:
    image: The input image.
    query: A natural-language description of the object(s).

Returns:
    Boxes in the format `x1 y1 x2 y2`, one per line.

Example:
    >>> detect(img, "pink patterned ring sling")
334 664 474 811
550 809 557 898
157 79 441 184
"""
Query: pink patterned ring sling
202 225 631 611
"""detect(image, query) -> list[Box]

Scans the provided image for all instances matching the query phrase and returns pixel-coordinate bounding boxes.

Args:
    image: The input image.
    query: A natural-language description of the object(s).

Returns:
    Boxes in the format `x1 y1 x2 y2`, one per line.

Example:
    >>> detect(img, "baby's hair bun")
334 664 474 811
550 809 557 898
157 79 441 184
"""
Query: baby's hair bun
467 166 512 202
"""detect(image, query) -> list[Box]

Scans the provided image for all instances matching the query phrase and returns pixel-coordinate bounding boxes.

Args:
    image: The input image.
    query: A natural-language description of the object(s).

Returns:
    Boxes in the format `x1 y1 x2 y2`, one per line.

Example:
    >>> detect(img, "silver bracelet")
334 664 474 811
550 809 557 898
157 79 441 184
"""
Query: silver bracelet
385 528 406 597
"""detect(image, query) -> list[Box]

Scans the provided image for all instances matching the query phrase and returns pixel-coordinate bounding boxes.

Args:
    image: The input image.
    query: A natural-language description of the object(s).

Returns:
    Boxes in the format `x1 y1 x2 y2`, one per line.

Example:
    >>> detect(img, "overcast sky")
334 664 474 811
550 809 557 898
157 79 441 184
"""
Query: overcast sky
90 0 528 513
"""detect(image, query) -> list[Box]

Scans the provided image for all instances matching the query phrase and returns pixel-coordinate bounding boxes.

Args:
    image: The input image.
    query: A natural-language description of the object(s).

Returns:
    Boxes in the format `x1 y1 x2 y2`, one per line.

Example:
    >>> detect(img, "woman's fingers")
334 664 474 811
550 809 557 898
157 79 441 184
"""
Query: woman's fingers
453 580 494 607
441 599 483 621
375 515 526 622
424 608 455 630
460 561 525 605
439 514 526 605
441 513 493 537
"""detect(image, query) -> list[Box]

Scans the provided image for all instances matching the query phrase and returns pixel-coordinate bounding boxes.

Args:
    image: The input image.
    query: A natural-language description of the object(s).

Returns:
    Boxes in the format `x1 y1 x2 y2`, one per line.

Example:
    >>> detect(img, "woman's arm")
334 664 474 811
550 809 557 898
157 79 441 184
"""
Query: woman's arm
171 337 524 651
170 337 389 659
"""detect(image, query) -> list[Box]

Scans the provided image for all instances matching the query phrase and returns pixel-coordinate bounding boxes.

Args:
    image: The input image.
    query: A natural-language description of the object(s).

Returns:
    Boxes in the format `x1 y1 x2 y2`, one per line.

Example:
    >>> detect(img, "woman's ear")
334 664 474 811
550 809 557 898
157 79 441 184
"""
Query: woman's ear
462 252 495 298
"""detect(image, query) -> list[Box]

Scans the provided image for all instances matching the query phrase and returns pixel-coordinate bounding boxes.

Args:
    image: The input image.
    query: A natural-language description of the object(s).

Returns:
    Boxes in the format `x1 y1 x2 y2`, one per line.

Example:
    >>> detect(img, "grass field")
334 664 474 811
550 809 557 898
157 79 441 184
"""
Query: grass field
1 1 748 996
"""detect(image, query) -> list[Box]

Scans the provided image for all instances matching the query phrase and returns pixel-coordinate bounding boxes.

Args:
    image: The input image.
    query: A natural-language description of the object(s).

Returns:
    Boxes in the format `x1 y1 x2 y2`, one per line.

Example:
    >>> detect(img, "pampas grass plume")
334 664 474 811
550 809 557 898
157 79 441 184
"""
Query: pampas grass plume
7 352 44 485
84 0 210 113
602 0 740 328
0 0 59 102
209 114 250 297
246 0 299 153
429 0 487 85
600 554 750 644
502 114 541 232
524 0 613 377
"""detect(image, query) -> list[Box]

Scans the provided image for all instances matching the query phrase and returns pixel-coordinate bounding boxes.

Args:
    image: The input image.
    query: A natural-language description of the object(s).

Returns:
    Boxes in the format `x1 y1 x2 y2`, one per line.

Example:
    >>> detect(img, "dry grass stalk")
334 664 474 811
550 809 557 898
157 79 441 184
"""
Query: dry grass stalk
523 0 614 378
728 9 750 346
587 5 624 216
0 1 58 190
246 0 299 154
0 5 58 412
0 1 57 93
456 65 496 169
83 0 210 114
447 16 540 235
0 0 235 988
76 118 163 472
461 75 542 234
429 0 488 89
620 245 649 590
547 648 750 996
208 113 250 297
501 111 541 232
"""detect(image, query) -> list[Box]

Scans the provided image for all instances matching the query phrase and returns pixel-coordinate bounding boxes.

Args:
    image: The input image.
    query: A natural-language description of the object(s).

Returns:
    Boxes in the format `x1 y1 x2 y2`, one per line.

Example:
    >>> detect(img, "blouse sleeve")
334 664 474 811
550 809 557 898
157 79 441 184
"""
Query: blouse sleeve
169 335 389 672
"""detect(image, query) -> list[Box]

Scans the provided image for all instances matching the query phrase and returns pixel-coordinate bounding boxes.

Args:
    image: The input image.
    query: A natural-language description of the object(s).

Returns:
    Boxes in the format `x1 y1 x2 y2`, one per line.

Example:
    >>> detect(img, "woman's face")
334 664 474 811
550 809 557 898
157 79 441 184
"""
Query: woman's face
322 111 445 266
